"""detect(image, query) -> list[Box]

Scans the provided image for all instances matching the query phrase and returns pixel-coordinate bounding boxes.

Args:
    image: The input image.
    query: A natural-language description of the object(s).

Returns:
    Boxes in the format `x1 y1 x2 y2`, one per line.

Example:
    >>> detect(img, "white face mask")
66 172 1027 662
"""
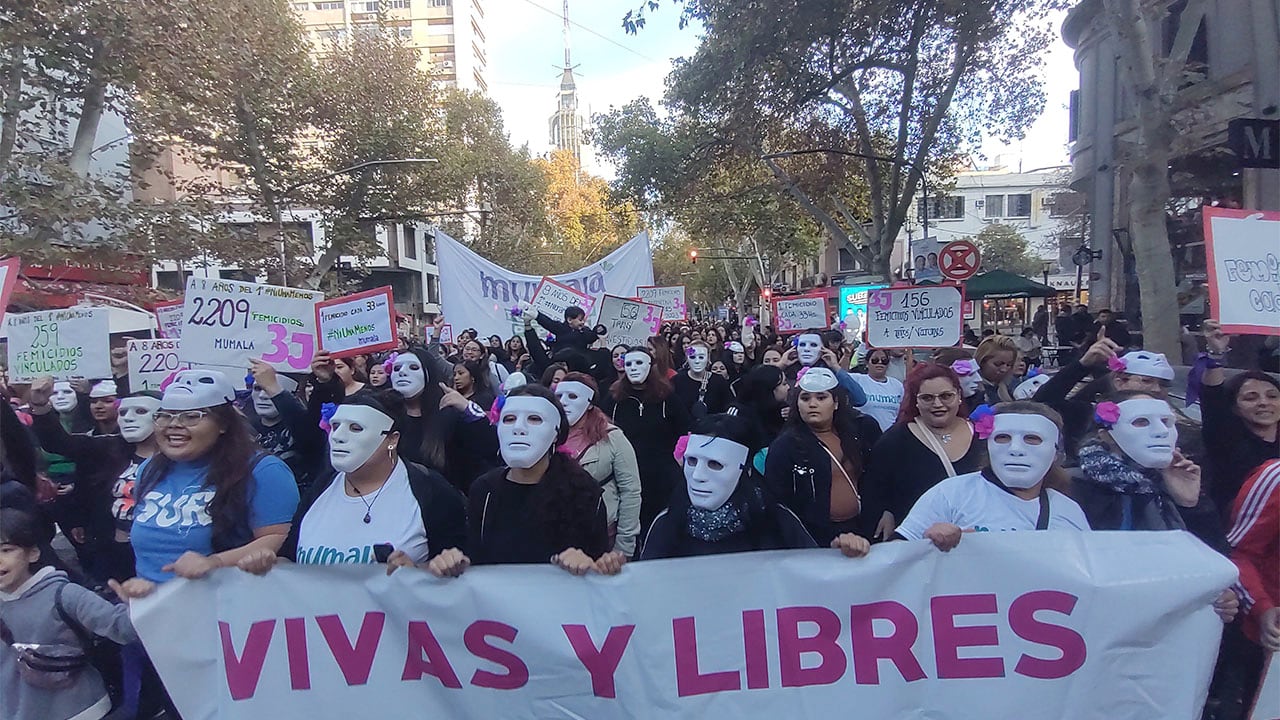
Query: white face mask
1109 398 1178 469
796 334 822 366
554 381 594 427
624 351 652 384
958 371 982 398
252 387 279 420
117 397 161 443
687 347 709 374
684 434 750 510
391 355 427 398
497 396 562 469
328 405 396 473
51 381 78 413
987 414 1060 489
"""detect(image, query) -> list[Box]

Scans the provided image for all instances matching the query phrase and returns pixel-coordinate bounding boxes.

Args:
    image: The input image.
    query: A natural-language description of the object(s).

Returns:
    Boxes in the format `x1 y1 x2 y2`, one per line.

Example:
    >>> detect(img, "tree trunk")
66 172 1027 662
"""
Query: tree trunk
0 47 24 171
68 66 108 178
1127 154 1180 358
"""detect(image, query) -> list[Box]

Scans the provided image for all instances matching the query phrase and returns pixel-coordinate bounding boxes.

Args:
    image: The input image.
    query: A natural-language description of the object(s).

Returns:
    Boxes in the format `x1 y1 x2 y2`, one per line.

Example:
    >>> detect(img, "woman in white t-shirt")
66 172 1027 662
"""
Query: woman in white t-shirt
238 393 467 575
850 349 905 431
894 401 1090 550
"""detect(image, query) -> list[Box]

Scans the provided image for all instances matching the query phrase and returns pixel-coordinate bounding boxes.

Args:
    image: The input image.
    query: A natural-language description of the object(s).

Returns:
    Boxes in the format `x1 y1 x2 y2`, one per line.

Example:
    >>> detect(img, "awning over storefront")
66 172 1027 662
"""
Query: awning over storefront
919 270 1058 299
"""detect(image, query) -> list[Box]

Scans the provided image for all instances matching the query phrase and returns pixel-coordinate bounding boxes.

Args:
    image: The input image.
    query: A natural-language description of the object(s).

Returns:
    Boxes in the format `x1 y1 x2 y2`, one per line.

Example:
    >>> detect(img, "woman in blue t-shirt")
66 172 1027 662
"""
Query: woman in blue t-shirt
108 369 299 600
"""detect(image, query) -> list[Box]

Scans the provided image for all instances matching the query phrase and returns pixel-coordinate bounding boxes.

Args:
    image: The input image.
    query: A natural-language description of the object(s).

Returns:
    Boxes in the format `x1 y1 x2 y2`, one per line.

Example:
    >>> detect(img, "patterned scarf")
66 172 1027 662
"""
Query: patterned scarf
1077 441 1162 495
685 490 752 543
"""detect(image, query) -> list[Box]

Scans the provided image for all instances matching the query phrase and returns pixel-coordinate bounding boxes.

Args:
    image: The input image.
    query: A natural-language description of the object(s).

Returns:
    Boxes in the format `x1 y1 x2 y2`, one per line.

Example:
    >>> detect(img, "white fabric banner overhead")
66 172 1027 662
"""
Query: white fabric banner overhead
435 231 655 338
131 532 1234 720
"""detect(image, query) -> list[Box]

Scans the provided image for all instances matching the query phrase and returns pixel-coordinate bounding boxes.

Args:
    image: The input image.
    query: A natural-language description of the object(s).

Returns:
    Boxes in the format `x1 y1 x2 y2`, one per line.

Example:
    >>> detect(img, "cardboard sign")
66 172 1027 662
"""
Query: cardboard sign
772 293 828 333
153 299 185 339
179 277 323 373
5 307 111 382
438 323 454 346
529 277 595 323
127 338 189 392
596 294 663 348
1203 207 1280 335
0 257 19 322
637 285 688 322
866 284 964 348
315 286 398 358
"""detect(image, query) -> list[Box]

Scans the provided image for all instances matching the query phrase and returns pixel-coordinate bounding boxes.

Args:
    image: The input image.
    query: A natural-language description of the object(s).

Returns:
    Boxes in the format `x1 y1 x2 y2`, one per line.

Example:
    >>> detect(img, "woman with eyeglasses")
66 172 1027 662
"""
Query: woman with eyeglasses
848 348 905 432
862 363 984 542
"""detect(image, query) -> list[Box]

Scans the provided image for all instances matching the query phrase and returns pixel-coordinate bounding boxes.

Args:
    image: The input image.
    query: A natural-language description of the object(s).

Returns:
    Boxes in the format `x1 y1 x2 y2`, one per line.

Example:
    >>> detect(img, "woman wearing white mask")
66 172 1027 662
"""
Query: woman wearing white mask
673 341 732 418
237 393 466 575
246 360 326 493
894 401 1090 551
599 348 691 534
427 385 618 577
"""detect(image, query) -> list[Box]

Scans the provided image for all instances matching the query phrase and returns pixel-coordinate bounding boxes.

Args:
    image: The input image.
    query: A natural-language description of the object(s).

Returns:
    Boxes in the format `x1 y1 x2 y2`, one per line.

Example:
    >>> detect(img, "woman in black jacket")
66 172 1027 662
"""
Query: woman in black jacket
765 368 882 545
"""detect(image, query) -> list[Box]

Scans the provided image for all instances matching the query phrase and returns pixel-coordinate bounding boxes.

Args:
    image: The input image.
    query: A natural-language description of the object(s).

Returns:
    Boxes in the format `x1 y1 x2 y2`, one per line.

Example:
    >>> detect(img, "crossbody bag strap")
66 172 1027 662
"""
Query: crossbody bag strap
1035 488 1052 531
815 441 860 501
909 421 958 478
54 583 94 651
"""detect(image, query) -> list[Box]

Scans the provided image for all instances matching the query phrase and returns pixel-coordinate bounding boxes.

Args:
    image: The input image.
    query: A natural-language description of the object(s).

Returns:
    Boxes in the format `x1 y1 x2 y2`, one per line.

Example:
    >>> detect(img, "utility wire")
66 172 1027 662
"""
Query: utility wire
513 0 660 63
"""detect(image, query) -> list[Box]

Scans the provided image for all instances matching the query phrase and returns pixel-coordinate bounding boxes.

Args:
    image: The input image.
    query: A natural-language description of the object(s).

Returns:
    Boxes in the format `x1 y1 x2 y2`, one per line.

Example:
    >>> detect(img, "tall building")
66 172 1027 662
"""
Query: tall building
548 0 584 160
291 0 488 92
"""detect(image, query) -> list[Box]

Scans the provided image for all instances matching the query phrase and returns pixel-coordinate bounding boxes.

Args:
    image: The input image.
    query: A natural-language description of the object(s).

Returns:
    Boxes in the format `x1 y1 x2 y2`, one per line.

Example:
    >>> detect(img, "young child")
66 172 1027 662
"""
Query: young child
535 305 601 353
0 508 138 720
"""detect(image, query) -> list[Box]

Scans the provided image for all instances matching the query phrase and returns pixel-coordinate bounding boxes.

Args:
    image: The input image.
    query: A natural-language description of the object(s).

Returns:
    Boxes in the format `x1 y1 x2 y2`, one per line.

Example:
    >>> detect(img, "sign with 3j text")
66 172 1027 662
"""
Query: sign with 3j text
595 294 663 348
179 277 323 373
128 339 189 391
637 285 688 322
6 307 111 382
315 286 399 358
772 293 827 333
866 285 963 348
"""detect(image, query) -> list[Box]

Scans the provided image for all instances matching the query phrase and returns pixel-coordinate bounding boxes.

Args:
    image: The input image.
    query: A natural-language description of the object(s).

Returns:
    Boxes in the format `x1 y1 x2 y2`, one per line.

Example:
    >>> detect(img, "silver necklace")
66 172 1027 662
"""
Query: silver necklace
347 477 388 524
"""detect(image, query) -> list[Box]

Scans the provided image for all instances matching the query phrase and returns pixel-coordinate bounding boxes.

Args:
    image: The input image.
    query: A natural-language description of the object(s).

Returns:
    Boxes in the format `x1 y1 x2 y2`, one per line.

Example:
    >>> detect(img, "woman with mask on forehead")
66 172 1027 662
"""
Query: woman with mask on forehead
555 373 642 557
600 348 691 534
893 402 1090 550
673 341 732 419
427 385 619 578
782 330 868 408
641 413 824 559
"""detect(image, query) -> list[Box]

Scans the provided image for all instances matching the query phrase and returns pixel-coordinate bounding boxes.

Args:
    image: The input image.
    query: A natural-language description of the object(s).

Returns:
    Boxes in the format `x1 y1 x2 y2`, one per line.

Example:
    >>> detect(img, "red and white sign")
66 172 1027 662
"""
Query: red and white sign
1203 207 1280 336
530 277 596 322
437 323 454 346
154 299 185 339
939 240 981 281
0 257 19 322
771 292 828 333
315 286 400 358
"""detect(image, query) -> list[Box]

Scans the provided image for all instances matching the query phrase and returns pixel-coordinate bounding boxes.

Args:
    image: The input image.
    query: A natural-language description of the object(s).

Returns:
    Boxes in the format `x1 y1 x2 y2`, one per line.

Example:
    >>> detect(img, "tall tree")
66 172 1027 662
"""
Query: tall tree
976 223 1042 277
532 150 640 275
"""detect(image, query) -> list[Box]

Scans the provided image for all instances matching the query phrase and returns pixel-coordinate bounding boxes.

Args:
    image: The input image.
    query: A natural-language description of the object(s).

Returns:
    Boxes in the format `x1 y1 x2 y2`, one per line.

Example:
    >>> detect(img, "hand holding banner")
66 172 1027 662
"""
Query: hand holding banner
315 286 399 358
128 338 189 391
179 277 323 372
865 284 964 348
772 293 827 333
596 294 662 348
637 285 687 322
6 307 111 382
530 277 595 322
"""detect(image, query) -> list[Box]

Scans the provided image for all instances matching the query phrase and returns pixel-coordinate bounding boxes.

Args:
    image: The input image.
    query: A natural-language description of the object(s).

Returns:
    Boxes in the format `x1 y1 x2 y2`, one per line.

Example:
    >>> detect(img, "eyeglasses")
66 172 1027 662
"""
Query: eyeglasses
916 391 958 405
154 410 211 428
868 357 888 365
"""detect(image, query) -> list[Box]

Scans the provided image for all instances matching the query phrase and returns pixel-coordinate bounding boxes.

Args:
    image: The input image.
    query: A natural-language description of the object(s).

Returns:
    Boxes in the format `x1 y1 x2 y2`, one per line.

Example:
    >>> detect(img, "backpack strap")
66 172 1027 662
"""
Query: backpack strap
54 583 95 651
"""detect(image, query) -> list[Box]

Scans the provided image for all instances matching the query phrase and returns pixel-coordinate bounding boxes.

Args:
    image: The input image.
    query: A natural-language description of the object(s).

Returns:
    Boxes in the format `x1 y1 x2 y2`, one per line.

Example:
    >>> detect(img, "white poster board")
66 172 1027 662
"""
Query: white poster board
5 307 112 382
637 285 688 322
178 277 323 373
595 294 663 348
438 324 454 346
315 286 399 358
153 299 185 339
772 293 828 333
529 277 596 322
1203 207 1280 336
865 284 964 348
0 257 19 322
128 338 189 392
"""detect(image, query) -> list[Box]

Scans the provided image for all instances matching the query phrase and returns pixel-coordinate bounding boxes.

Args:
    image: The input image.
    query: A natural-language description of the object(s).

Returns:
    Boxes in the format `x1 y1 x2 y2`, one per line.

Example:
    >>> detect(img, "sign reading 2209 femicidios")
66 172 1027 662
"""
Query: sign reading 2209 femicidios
178 277 323 373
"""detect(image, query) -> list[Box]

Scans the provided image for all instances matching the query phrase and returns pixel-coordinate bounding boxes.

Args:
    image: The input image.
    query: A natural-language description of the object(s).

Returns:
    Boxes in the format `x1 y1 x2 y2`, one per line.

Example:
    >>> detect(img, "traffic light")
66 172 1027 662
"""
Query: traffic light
761 287 772 300
689 248 698 264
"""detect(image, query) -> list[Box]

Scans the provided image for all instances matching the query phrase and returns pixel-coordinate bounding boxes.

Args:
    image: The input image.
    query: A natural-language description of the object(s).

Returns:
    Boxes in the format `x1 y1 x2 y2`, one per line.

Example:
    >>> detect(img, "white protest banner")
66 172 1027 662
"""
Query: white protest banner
771 292 828 333
0 256 19 322
153 299 185 339
127 338 189 392
529 277 596 322
437 231 654 338
1253 655 1278 720
179 277 323 373
1203 207 1280 335
315 286 399 358
866 284 964 348
595 294 662 348
5 307 111 382
637 285 688 322
131 532 1234 720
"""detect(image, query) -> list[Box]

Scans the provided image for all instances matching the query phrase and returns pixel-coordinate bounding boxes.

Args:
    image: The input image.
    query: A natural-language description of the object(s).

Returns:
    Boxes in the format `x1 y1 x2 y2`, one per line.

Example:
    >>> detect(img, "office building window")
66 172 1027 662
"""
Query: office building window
985 194 1004 218
387 0 410 7
403 225 417 259
398 26 414 38
920 195 964 220
314 1 343 9
1007 193 1032 218
429 0 450 6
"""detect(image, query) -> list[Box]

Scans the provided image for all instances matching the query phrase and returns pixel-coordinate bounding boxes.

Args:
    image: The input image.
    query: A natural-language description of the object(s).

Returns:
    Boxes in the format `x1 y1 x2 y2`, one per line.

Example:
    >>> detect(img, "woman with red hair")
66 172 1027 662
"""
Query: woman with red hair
862 362 984 541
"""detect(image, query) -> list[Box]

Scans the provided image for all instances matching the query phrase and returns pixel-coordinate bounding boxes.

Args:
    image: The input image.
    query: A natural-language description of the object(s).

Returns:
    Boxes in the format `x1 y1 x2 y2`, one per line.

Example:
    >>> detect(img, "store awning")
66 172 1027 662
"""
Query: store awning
918 270 1059 299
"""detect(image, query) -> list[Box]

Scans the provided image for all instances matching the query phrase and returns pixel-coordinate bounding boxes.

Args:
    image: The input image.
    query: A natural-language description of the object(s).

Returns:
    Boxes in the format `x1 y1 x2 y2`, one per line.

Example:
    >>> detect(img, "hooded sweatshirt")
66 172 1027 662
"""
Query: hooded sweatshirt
0 567 138 720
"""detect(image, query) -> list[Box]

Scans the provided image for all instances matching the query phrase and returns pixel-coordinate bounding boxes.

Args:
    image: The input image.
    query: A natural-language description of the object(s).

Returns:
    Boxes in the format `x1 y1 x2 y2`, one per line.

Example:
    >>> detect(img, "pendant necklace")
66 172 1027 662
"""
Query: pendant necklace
347 477 388 524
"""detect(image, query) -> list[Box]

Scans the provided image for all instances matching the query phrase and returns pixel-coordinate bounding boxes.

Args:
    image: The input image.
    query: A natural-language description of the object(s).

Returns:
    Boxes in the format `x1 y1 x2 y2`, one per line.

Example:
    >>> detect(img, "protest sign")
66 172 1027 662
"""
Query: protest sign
438 323 454 346
153 299 185 339
127 338 189 392
1203 207 1280 335
595 294 663 348
0 257 19 322
637 285 688 322
132 532 1234 720
865 284 964 348
5 307 111 382
530 277 596 322
772 292 828 333
315 287 398 358
179 277 323 373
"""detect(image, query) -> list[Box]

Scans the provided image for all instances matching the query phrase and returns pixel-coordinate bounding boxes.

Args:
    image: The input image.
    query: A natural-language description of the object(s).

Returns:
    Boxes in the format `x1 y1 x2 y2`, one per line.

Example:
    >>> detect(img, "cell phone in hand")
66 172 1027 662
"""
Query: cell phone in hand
373 543 394 563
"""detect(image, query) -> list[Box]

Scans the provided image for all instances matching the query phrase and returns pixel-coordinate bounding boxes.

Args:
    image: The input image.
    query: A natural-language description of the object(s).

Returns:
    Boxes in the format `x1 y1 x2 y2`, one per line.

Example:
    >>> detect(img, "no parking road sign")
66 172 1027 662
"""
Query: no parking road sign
939 240 981 281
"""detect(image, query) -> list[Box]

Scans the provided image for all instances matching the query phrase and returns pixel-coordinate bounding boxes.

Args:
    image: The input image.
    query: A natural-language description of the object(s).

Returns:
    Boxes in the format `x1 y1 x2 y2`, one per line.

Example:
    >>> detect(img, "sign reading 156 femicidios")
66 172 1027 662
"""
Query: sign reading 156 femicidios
178 277 323 373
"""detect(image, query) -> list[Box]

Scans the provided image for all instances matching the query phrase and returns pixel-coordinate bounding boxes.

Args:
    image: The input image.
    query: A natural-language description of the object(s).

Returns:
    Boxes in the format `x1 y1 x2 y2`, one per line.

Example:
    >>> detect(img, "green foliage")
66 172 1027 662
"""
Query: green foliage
976 223 1042 278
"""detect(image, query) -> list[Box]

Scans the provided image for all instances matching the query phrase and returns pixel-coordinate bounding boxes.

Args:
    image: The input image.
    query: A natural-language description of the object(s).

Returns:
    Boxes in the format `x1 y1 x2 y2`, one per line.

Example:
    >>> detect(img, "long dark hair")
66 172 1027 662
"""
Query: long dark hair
400 347 448 469
733 365 788 446
785 383 869 479
137 404 264 552
0 401 40 491
1225 371 1280 427
609 348 673 403
504 385 603 554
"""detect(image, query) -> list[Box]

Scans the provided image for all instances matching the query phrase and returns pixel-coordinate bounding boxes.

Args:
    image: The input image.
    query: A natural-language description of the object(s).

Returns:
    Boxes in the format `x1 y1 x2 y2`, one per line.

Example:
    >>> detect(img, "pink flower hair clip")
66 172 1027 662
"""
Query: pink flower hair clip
1107 355 1127 373
673 434 691 464
1095 401 1121 427
743 316 757 327
686 346 698 358
383 353 398 376
969 404 996 439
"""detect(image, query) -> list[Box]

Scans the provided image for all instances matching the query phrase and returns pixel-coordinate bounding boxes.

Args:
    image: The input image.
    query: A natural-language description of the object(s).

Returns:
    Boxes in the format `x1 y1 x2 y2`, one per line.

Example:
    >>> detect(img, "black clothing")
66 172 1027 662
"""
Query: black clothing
1033 360 1104 457
535 313 601 353
639 504 816 559
399 405 499 495
250 391 327 492
672 371 732 419
1069 471 1228 554
466 467 609 566
278 461 467 562
599 390 691 531
862 422 984 522
1201 383 1280 520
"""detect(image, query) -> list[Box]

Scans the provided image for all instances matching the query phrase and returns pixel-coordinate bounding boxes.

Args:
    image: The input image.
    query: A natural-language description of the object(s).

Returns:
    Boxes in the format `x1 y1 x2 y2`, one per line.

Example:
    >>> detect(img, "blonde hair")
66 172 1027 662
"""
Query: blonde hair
975 336 1020 402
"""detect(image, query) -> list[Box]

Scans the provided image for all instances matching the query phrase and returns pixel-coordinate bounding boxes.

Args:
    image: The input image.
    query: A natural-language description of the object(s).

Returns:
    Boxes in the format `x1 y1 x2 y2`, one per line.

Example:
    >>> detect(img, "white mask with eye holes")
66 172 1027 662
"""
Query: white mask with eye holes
623 351 652 384
1109 398 1178 469
252 375 297 422
497 395 562 469
987 413 1060 489
328 404 396 474
51 381 78 413
796 334 822 366
684 434 750 510
687 347 709 374
391 355 427 398
957 370 982 398
554 381 594 427
117 397 161 443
